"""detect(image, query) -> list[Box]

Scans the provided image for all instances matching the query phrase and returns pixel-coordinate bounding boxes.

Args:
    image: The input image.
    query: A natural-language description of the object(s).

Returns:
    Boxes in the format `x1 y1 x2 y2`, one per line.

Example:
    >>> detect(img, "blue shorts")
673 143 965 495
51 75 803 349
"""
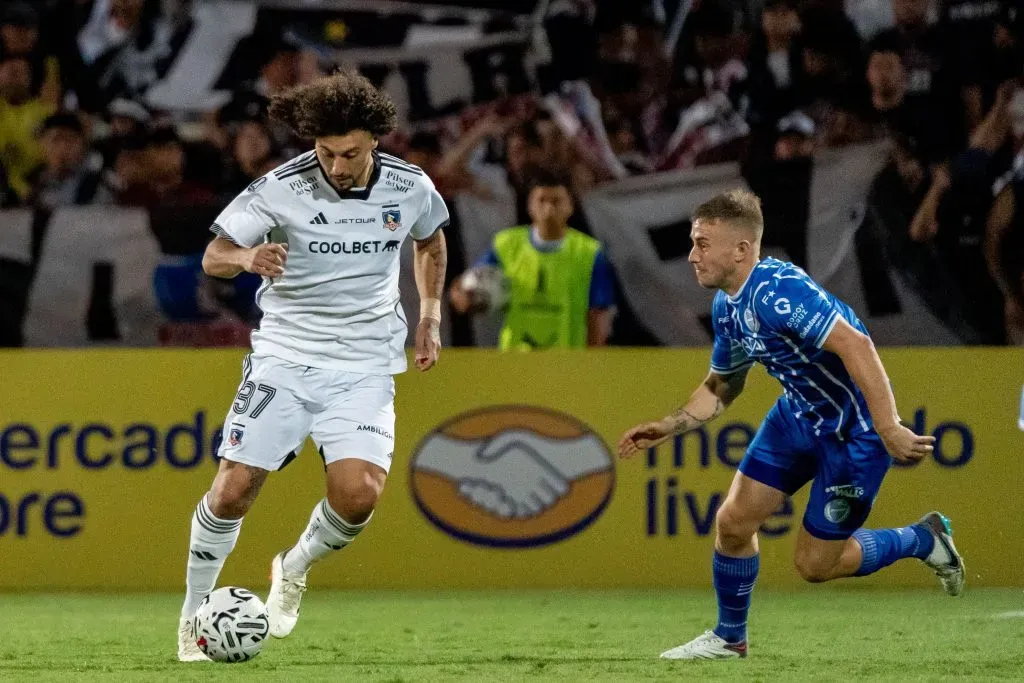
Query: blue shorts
739 397 892 541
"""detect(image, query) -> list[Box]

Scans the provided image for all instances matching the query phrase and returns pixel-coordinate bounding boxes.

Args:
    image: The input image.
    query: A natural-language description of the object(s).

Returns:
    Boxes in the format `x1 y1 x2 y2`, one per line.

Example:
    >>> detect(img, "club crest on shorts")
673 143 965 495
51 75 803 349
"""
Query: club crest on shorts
409 406 615 548
382 209 402 231
824 498 851 523
228 428 244 447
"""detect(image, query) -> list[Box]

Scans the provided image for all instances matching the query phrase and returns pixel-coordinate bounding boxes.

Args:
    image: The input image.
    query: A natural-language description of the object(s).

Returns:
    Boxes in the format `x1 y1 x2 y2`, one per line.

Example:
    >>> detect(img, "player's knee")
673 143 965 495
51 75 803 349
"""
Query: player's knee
327 471 384 524
715 505 756 549
207 483 254 519
208 468 263 519
793 554 831 583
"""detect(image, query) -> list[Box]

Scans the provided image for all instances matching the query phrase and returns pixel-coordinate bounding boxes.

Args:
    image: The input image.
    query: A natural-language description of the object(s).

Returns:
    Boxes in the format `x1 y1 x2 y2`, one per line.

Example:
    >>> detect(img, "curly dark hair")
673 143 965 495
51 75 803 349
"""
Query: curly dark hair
268 70 398 139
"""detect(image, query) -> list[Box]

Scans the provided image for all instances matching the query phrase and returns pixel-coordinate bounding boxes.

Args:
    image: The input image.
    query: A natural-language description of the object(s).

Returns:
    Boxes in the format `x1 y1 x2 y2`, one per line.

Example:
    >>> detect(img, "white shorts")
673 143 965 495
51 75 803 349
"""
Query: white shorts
217 354 396 473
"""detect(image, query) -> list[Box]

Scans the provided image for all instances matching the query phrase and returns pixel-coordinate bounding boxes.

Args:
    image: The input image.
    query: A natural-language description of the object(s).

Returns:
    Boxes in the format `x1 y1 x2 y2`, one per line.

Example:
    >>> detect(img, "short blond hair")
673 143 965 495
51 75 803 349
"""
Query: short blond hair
693 189 764 241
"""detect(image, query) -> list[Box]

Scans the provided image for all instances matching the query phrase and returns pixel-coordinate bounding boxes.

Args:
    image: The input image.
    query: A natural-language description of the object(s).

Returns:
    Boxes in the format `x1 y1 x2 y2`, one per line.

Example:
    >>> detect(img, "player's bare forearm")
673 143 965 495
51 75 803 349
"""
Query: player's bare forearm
203 237 287 279
618 369 746 458
413 230 446 371
665 370 747 435
202 237 250 278
414 229 447 301
822 318 900 432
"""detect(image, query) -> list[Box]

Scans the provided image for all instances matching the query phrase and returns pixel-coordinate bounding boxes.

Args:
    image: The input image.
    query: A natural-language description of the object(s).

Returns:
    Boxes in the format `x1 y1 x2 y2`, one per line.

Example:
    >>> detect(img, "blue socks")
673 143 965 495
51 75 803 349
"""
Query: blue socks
853 524 934 576
710 526 933 642
712 551 759 644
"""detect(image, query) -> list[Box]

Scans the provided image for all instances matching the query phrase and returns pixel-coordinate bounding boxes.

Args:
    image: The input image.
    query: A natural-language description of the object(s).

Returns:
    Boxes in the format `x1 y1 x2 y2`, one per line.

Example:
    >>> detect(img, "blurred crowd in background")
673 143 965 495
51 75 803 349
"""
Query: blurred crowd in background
0 0 1021 346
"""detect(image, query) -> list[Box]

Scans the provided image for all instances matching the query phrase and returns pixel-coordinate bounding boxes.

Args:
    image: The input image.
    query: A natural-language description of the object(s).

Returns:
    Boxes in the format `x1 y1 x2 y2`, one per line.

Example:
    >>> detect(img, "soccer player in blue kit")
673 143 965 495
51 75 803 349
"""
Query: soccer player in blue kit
618 190 965 660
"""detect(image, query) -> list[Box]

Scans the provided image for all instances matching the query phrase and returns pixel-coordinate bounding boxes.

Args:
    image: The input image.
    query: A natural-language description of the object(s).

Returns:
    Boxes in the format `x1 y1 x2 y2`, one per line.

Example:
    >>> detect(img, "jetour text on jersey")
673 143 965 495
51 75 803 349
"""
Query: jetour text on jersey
309 240 401 254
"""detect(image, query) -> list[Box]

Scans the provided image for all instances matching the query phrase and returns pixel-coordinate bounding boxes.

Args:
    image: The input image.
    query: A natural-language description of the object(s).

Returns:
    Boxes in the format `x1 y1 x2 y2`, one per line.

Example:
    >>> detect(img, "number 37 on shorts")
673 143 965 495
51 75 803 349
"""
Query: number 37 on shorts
217 354 397 473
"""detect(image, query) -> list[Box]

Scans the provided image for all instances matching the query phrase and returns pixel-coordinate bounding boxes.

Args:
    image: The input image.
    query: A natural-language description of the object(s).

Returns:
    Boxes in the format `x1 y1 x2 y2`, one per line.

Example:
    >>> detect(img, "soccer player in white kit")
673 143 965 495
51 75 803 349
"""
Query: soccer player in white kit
177 71 449 661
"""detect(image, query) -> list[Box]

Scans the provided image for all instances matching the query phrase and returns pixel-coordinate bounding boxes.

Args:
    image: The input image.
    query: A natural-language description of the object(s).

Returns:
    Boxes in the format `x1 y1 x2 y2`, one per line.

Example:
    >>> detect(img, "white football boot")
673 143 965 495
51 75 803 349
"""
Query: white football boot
177 617 209 662
917 511 965 596
267 549 307 638
660 630 748 660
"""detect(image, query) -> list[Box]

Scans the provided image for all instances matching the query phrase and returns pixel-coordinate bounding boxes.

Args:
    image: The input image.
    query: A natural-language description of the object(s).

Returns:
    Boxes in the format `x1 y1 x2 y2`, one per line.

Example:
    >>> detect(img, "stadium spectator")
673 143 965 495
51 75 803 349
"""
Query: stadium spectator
94 97 150 169
939 0 1009 121
745 0 808 135
774 110 817 160
146 126 215 205
672 1 747 105
604 114 651 174
797 3 866 127
873 0 970 126
27 111 111 209
449 166 616 349
220 118 282 194
0 1 60 101
865 34 960 171
0 55 56 200
542 0 599 85
986 160 1024 344
501 122 549 224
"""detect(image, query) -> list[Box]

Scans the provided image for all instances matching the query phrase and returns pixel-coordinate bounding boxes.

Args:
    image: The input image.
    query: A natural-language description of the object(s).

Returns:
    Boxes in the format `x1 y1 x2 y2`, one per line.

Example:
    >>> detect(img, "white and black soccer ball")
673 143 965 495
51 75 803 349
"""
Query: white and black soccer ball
192 587 270 663
461 265 509 314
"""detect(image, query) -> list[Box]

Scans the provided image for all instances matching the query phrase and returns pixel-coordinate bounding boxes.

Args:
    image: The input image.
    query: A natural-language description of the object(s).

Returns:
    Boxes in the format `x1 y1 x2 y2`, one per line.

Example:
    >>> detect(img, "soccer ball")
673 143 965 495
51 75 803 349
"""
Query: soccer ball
192 587 270 663
461 265 509 314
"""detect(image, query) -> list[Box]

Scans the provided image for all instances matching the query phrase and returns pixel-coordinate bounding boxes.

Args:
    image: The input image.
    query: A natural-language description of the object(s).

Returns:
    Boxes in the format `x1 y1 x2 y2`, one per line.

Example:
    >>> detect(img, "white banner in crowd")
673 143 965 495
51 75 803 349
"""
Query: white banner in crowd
582 142 959 346
22 208 162 347
144 1 534 119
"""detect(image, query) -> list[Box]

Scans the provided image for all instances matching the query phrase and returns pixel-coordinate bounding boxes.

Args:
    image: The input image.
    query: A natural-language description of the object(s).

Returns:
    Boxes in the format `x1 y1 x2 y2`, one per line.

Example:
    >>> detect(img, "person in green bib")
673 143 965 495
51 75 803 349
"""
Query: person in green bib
449 166 616 349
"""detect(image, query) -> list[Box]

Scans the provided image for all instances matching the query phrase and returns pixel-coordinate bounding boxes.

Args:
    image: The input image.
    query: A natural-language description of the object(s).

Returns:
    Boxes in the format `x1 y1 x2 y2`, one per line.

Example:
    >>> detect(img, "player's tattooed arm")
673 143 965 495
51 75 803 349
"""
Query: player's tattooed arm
665 369 748 435
413 229 447 301
617 367 748 457
413 229 447 371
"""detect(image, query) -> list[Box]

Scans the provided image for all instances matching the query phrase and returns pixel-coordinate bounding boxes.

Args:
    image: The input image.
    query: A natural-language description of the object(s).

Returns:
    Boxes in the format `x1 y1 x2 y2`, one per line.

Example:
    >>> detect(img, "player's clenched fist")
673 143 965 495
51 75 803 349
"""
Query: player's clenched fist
877 422 935 464
244 243 288 278
617 419 675 459
414 318 440 371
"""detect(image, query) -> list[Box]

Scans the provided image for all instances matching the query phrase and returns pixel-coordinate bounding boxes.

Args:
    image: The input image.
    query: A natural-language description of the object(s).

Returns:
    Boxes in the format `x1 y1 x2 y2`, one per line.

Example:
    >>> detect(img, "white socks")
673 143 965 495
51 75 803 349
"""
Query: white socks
181 494 242 619
282 499 371 575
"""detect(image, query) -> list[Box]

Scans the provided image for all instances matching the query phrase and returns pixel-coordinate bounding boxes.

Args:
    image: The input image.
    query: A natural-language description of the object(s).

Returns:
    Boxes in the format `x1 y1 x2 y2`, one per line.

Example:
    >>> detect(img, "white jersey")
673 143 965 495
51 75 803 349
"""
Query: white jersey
212 150 449 374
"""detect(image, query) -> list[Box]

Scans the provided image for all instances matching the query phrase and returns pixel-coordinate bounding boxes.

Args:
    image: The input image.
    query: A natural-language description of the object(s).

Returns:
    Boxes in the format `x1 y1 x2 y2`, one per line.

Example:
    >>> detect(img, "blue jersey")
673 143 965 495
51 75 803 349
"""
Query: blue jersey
710 258 872 440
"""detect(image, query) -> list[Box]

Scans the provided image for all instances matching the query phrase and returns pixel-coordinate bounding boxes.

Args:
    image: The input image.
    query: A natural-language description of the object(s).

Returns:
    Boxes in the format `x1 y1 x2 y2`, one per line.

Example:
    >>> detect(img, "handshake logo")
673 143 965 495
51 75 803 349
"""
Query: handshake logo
410 406 614 548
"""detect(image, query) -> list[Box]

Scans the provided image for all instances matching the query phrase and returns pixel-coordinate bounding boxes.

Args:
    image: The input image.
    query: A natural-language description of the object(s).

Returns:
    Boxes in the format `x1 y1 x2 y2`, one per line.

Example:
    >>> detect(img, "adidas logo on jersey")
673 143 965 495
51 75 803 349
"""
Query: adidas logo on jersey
310 212 328 225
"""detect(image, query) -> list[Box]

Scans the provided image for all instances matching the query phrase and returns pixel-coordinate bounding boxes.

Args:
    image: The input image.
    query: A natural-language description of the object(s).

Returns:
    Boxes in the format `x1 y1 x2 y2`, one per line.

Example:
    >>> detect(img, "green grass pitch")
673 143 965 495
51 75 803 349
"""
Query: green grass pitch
1 589 1021 681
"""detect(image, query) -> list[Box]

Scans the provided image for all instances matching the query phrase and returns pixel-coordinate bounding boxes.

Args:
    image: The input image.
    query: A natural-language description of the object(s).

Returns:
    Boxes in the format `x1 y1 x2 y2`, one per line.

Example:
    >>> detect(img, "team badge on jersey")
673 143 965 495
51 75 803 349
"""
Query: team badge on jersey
228 428 244 446
382 208 402 230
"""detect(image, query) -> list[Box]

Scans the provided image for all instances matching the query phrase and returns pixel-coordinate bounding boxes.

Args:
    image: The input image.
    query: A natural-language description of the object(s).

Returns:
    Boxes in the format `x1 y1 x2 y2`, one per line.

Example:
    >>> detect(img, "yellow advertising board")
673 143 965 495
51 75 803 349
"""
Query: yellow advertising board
1 349 1021 590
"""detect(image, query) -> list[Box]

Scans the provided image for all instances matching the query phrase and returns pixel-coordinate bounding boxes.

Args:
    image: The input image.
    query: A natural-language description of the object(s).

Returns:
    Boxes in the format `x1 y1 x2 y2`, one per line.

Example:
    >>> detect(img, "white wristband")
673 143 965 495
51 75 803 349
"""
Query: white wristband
420 297 441 323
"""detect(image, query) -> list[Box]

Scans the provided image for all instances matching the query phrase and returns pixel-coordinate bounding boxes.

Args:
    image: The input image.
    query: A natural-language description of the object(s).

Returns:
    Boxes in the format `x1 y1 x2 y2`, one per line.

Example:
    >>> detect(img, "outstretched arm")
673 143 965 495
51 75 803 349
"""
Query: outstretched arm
413 229 447 371
821 317 934 462
617 369 748 458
